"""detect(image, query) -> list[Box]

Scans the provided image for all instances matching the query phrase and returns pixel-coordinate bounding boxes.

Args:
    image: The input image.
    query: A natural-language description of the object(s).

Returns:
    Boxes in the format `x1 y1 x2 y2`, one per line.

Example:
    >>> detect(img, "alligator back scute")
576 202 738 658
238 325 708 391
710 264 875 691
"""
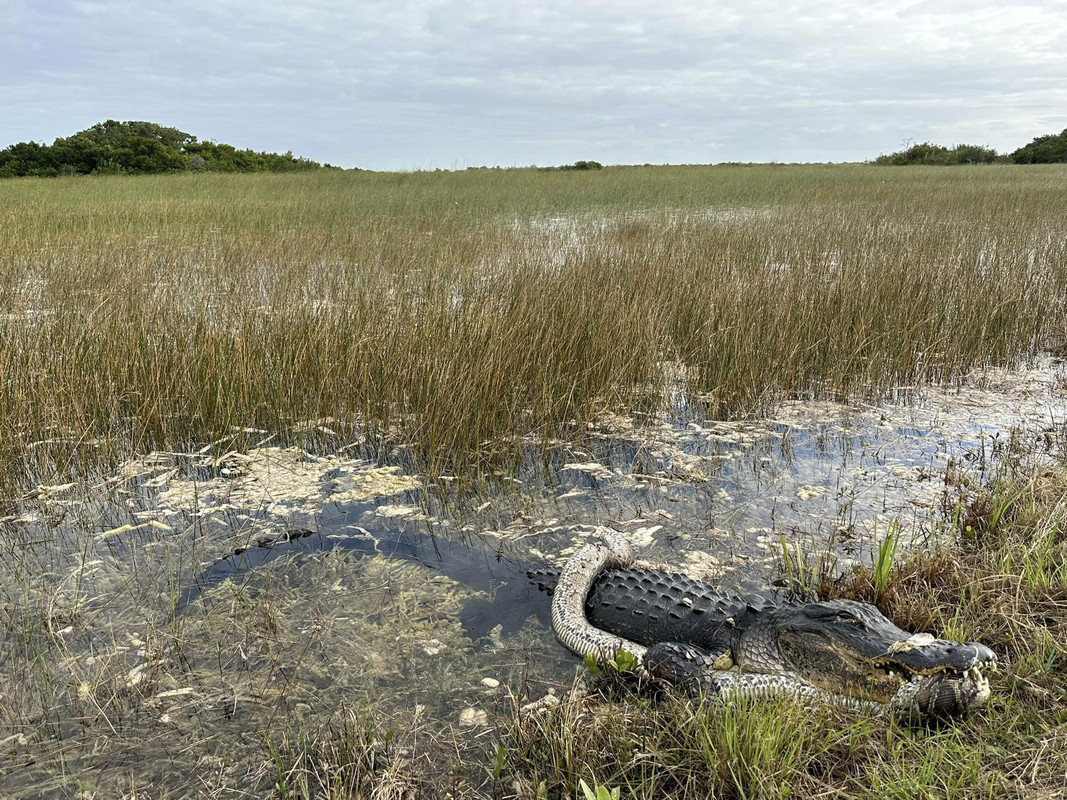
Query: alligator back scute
580 568 768 651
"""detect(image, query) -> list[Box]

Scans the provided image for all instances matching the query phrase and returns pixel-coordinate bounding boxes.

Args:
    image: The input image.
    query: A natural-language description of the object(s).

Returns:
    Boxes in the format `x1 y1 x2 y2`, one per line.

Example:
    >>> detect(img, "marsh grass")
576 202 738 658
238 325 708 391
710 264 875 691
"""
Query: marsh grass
3 165 1067 798
3 166 1067 491
266 709 421 800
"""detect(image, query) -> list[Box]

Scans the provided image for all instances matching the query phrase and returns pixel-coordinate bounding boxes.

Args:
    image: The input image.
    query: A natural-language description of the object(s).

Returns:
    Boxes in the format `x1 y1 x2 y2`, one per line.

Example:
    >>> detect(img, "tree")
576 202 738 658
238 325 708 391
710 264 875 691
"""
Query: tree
1010 128 1067 164
0 140 54 177
947 143 1001 164
0 120 325 178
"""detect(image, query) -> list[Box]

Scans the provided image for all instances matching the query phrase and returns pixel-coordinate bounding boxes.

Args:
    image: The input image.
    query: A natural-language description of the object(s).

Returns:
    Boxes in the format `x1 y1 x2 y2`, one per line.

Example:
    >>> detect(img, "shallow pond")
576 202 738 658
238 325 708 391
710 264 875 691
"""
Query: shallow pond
0 357 1064 794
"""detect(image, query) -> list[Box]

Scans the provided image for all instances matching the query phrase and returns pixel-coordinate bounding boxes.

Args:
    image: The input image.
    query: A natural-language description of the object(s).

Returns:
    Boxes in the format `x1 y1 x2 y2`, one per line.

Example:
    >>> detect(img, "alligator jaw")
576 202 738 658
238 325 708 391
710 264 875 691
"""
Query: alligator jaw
875 636 997 716
882 634 998 677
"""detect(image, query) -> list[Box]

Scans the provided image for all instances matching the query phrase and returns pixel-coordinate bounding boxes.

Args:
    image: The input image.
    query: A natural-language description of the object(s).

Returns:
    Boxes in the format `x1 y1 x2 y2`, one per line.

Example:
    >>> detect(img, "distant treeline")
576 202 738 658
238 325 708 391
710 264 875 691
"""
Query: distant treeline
873 127 1067 165
465 160 605 172
0 120 338 178
546 160 604 171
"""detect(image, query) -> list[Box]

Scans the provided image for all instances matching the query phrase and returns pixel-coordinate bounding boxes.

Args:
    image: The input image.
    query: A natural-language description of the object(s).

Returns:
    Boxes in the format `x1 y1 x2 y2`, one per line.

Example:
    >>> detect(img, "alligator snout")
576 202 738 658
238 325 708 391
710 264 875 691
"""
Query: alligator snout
883 634 997 675
965 642 997 669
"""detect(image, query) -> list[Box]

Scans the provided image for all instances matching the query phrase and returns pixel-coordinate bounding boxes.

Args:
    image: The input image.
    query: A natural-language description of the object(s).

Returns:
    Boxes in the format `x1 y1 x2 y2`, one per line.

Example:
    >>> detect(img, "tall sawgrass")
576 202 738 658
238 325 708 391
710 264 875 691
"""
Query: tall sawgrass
2 165 1066 489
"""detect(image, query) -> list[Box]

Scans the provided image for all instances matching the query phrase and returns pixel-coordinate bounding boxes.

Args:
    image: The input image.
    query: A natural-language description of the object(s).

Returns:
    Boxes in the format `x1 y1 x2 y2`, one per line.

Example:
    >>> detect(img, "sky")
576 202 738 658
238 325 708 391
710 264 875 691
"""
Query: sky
2 0 1066 170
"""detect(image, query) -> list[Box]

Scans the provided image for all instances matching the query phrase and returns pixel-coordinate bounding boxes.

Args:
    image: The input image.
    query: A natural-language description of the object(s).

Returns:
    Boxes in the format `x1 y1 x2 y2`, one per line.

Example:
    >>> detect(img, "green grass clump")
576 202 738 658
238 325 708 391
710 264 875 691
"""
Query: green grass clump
267 711 420 800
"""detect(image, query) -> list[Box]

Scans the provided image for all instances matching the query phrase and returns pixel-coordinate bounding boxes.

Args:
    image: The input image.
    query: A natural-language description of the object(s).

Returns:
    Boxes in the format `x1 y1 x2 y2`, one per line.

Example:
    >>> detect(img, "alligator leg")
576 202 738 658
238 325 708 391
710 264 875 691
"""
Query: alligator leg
644 641 729 693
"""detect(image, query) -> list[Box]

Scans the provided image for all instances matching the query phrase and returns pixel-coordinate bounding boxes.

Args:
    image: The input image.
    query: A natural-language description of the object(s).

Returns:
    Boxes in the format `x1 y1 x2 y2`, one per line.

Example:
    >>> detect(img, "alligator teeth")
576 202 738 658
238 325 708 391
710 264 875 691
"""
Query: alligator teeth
969 666 992 705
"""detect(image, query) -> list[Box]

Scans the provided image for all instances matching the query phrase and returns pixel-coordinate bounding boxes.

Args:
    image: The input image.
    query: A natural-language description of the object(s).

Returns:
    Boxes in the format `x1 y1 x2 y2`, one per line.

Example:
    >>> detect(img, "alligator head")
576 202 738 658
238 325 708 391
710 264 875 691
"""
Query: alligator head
734 599 996 716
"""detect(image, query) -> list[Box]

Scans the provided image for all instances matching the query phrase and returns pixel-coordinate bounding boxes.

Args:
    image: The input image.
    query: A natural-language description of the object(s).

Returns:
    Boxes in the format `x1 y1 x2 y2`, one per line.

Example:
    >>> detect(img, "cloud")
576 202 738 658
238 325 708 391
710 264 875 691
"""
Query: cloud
1 0 1066 167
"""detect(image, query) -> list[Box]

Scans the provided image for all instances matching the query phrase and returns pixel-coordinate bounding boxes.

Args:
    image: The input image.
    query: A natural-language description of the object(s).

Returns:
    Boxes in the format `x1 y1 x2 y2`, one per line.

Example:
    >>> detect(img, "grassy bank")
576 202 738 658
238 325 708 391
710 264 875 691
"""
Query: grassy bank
2 166 1066 491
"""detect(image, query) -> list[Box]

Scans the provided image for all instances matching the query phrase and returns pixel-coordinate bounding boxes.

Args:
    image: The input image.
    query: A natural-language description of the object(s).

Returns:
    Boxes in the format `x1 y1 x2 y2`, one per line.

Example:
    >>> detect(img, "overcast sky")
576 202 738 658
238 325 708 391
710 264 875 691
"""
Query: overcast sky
2 0 1066 170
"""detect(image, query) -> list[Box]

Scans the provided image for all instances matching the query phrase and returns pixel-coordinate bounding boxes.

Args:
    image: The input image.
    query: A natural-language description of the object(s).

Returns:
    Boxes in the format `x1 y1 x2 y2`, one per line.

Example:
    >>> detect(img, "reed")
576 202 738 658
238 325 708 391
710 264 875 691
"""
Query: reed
2 166 1066 491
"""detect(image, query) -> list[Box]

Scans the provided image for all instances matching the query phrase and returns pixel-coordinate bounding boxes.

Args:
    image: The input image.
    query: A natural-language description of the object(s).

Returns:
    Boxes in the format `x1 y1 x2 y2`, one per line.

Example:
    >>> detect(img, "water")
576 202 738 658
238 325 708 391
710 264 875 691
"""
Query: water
0 357 1063 794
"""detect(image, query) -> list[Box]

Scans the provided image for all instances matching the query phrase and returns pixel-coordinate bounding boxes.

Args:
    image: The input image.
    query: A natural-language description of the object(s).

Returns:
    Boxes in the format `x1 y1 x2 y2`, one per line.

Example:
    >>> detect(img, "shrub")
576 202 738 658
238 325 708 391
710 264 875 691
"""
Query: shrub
1010 128 1067 164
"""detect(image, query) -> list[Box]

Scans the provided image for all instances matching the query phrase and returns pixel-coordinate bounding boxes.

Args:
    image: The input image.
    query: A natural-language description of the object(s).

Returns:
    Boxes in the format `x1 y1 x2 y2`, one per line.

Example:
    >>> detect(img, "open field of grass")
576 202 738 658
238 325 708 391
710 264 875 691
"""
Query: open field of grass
2 165 1066 490
1 165 1066 798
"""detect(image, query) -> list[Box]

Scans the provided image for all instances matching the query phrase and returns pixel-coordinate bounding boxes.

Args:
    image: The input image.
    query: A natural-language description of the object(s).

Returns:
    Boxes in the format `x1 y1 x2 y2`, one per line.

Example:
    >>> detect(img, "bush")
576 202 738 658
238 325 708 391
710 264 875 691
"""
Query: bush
0 120 325 178
1010 128 1067 164
872 141 1002 166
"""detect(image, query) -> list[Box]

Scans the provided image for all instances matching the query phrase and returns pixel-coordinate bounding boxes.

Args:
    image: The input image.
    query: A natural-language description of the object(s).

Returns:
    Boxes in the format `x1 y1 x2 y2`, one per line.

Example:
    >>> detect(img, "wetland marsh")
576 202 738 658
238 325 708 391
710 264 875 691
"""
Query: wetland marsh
1 165 1066 797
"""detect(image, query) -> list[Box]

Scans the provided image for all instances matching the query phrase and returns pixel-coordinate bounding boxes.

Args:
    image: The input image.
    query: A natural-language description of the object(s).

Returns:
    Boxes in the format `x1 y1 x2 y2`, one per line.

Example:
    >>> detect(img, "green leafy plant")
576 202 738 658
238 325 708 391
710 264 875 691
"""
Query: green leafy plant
584 648 641 677
872 522 900 602
487 743 508 781
579 778 621 800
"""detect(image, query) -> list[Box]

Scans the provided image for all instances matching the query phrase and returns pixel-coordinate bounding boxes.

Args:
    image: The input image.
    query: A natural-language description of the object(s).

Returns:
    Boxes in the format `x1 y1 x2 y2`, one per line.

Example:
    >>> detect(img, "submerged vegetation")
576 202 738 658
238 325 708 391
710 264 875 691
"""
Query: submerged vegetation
1 164 1066 796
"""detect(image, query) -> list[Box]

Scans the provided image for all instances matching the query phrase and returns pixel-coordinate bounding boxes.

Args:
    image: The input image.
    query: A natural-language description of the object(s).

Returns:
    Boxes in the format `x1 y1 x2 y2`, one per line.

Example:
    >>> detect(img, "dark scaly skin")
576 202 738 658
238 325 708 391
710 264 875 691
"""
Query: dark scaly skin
184 525 996 718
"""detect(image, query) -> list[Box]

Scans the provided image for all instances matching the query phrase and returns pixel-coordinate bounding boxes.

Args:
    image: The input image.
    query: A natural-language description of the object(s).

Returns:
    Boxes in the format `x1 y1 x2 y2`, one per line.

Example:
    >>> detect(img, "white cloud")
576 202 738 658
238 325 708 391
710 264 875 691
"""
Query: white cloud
1 0 1065 167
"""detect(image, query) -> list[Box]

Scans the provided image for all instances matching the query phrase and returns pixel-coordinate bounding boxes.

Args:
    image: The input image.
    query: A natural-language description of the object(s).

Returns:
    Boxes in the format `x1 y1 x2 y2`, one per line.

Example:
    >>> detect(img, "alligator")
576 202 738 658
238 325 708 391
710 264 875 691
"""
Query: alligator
541 528 996 719
182 524 995 718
